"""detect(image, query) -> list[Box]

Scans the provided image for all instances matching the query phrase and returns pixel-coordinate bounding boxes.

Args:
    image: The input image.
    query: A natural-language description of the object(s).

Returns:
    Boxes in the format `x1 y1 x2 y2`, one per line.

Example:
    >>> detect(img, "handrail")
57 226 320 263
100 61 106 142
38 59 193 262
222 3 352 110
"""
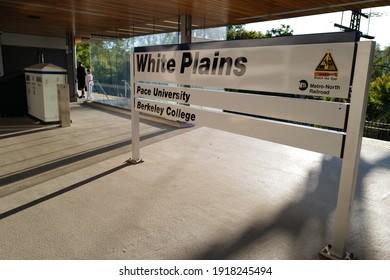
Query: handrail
93 80 111 101
121 80 131 98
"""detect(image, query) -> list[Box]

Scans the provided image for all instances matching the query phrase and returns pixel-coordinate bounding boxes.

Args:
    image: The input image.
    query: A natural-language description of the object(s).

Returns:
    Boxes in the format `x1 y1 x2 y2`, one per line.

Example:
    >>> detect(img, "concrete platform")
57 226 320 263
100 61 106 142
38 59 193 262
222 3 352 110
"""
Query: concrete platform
0 102 389 260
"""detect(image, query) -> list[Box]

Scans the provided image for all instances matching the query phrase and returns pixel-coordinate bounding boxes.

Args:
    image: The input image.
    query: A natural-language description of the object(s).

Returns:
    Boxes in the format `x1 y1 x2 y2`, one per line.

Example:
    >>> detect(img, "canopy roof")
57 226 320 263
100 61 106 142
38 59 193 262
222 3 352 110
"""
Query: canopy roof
1 0 389 40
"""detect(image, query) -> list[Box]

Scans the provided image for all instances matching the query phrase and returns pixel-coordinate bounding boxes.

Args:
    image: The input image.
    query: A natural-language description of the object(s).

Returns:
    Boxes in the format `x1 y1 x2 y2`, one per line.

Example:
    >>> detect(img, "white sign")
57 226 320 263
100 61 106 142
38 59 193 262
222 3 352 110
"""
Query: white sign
134 43 355 98
131 34 376 259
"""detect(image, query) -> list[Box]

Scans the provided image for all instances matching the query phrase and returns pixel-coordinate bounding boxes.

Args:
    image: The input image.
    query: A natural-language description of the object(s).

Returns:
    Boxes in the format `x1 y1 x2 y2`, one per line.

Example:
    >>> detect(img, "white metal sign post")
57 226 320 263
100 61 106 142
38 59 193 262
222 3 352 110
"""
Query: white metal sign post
329 41 375 259
129 32 375 259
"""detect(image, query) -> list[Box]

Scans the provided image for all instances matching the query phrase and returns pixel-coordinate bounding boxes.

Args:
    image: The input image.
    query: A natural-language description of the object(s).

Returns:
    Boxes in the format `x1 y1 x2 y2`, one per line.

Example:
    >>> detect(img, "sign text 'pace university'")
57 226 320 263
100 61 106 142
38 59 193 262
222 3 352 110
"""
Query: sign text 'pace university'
136 85 191 103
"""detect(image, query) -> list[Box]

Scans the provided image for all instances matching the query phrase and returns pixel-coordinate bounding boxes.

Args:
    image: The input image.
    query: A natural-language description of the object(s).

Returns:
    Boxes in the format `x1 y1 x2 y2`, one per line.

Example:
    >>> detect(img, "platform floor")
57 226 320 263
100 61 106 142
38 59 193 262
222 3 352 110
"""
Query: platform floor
0 101 389 260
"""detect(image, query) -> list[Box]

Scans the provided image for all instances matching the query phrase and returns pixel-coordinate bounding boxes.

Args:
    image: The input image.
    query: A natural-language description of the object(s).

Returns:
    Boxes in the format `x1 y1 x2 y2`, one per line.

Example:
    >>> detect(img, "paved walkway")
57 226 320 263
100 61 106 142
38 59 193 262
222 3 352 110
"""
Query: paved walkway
0 102 389 259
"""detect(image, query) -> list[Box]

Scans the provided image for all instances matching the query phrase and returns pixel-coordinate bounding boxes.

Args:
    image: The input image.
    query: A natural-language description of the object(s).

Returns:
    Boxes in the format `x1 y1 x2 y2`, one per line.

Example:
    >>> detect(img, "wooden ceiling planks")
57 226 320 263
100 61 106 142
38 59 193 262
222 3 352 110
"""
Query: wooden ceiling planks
0 0 389 40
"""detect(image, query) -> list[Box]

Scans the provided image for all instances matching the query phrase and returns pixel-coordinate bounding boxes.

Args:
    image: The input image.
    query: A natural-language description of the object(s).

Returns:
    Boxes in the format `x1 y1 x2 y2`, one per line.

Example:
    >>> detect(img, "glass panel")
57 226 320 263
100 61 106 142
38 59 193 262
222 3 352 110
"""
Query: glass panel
192 26 227 41
90 39 132 108
89 24 226 109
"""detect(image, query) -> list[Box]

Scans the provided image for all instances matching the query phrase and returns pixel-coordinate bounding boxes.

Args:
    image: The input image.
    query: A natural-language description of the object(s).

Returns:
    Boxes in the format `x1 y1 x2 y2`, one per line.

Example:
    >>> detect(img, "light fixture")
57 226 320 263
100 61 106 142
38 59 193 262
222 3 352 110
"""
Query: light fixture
145 23 178 29
120 26 164 32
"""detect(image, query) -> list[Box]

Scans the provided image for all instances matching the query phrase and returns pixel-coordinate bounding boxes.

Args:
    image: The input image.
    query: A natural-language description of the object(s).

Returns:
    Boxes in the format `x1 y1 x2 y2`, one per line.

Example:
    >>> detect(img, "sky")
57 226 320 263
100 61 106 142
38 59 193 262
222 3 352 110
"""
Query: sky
245 5 390 48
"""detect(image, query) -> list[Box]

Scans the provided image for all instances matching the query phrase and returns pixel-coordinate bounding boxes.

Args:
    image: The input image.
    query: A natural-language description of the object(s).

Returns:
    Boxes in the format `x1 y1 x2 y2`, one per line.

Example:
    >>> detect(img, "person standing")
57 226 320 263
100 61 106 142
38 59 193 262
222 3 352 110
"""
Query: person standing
77 62 86 98
85 68 94 101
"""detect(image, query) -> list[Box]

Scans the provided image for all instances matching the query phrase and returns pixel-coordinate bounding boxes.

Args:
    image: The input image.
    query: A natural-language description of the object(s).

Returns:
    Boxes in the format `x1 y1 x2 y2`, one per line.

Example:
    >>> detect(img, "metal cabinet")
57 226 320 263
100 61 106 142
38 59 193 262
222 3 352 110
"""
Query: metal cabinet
25 63 67 122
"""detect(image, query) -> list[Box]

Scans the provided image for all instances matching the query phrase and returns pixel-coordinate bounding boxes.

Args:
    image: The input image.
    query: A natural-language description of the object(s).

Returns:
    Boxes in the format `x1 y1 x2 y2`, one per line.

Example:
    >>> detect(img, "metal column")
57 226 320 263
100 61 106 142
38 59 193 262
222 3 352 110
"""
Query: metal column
66 33 77 102
180 15 192 44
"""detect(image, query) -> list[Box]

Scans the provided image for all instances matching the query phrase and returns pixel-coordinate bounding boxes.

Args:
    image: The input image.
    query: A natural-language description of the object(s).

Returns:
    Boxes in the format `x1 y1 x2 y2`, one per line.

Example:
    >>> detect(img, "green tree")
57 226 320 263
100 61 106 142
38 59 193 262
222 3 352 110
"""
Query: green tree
76 43 91 68
367 74 390 122
264 24 294 37
227 25 265 40
371 45 390 80
90 39 132 85
367 45 390 121
227 24 293 40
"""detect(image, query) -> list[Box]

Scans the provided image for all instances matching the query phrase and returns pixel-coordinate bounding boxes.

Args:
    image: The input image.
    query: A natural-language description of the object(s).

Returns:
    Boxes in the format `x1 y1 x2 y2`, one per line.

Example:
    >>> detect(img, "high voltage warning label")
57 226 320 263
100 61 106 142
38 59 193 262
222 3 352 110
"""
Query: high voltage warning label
315 52 338 79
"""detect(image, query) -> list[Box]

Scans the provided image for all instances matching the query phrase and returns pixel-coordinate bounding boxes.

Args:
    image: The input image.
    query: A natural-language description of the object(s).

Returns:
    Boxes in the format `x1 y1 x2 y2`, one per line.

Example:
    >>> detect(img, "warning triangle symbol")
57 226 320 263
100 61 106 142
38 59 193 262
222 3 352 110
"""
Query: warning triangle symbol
315 53 338 72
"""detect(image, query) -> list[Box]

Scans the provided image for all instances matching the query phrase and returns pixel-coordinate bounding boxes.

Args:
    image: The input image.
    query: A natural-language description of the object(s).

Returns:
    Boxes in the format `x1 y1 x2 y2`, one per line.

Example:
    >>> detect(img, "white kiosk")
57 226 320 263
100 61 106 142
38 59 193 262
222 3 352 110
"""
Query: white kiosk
25 63 67 122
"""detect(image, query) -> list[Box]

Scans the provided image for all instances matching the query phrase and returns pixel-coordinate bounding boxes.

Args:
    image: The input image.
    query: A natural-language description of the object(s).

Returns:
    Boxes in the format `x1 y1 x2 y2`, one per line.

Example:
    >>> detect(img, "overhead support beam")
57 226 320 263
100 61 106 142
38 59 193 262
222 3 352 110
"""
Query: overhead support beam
180 15 192 44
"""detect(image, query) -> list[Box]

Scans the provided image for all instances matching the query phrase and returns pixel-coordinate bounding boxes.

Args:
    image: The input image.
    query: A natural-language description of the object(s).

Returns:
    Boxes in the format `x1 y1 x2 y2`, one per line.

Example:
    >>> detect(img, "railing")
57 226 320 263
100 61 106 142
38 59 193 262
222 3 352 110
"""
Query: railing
364 121 390 141
121 80 131 99
92 81 131 109
93 81 111 101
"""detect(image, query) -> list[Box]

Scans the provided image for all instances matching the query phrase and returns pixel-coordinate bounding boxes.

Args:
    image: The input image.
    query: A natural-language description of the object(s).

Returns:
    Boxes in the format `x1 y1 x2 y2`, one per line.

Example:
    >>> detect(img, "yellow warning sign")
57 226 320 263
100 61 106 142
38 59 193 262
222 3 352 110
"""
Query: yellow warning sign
315 52 338 78
315 52 338 71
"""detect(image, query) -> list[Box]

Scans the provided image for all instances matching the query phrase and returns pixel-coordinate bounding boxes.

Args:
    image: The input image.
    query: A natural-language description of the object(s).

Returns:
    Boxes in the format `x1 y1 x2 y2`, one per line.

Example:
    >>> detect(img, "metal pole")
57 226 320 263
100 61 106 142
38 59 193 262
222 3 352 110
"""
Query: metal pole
180 15 192 44
128 52 142 164
57 84 71 127
330 41 375 258
66 33 77 102
122 80 127 98
0 35 4 77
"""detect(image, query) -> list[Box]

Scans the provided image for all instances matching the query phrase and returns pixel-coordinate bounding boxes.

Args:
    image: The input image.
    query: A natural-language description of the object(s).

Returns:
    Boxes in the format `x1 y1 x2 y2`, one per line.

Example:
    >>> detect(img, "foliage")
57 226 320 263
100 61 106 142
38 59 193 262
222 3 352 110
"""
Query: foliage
90 39 132 84
227 24 293 40
371 45 390 80
227 25 265 40
367 45 390 121
76 43 91 69
264 24 294 37
367 74 390 122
